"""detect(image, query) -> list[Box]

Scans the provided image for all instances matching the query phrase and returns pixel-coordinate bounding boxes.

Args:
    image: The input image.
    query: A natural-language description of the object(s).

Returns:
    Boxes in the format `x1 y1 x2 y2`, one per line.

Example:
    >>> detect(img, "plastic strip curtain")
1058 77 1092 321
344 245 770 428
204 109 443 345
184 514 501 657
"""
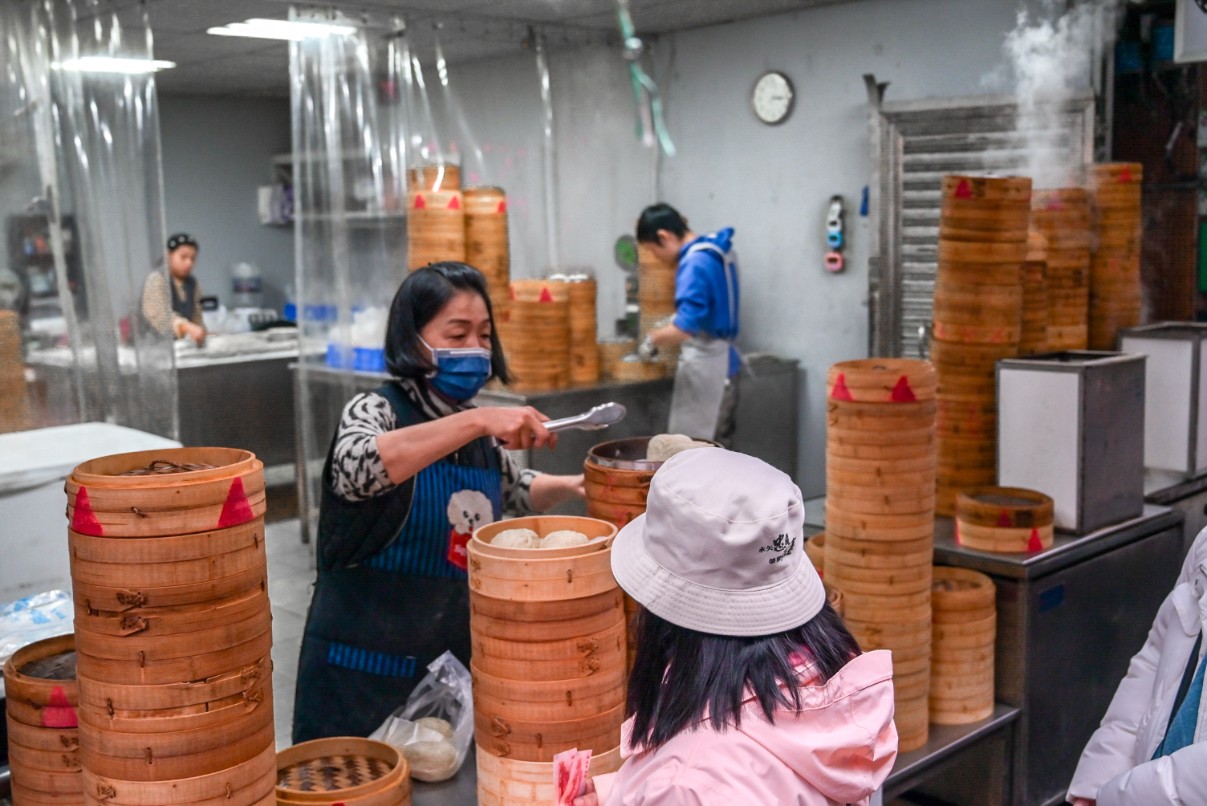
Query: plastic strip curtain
0 0 175 437
534 31 561 272
615 0 675 157
290 6 408 536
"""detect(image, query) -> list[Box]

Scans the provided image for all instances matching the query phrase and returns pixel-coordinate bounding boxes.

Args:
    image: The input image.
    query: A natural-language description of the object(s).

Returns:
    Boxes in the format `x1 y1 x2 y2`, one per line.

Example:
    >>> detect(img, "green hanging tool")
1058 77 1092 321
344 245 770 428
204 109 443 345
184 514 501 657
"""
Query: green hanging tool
615 0 675 157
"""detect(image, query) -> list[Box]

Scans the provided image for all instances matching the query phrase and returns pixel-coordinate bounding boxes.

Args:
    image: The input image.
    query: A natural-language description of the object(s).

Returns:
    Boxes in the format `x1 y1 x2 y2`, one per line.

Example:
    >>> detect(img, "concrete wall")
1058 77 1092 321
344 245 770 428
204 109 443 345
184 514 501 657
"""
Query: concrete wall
649 0 1042 496
158 95 293 312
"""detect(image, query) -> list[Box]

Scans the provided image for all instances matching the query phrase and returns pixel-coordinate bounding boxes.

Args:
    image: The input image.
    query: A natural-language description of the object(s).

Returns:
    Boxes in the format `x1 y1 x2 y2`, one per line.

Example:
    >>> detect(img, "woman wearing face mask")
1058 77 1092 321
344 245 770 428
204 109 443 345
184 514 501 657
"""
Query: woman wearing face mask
292 262 585 743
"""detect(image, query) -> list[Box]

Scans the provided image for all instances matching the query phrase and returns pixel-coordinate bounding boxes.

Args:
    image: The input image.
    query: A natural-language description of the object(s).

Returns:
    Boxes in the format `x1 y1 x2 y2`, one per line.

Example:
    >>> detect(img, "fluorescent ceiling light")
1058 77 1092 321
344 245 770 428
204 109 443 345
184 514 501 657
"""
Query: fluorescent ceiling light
207 18 356 41
54 56 176 74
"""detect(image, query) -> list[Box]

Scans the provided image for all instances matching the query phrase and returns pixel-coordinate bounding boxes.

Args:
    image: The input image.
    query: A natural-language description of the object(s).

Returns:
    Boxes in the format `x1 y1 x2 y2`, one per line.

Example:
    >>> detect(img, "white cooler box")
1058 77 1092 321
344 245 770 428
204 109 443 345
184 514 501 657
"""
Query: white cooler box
0 423 180 603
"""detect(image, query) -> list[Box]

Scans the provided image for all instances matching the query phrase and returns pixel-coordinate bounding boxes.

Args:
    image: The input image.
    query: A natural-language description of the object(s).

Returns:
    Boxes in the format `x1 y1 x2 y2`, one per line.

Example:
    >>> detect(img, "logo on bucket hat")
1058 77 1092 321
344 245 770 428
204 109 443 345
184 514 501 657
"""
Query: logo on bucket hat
610 448 825 637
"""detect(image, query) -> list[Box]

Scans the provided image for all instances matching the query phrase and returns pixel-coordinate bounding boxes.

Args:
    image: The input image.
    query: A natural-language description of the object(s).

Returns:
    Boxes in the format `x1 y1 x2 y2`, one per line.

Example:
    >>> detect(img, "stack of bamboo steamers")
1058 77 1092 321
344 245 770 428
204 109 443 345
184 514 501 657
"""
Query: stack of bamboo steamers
4 635 82 804
931 175 1031 516
0 310 30 433
64 448 275 806
1088 163 1143 350
1030 185 1092 351
468 516 625 805
824 358 937 752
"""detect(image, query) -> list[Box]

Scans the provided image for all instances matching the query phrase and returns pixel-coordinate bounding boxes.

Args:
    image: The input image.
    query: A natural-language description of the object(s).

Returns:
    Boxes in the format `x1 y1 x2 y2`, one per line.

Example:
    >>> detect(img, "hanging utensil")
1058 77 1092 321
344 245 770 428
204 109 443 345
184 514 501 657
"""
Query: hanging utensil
545 402 628 433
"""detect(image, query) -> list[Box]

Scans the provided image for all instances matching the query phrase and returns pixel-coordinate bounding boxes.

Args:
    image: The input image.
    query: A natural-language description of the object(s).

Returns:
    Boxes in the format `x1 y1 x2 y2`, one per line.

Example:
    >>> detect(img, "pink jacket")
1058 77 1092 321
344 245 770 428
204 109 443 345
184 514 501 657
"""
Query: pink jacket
593 649 897 805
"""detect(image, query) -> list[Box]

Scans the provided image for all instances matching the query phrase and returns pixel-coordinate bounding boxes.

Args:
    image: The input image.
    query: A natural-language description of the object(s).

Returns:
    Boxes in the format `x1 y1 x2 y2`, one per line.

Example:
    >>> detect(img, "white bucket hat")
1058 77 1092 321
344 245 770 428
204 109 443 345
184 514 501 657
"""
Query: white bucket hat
611 447 825 637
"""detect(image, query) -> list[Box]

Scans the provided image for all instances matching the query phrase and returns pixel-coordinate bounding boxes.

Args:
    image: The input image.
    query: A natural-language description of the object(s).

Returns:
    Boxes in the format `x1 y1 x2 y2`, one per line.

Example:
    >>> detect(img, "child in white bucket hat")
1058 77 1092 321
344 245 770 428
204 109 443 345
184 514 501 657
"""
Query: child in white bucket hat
575 448 898 806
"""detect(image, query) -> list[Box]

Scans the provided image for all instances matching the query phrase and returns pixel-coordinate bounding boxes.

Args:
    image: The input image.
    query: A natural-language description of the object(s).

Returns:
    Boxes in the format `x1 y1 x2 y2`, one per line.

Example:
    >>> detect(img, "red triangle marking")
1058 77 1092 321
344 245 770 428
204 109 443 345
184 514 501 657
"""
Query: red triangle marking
954 179 973 199
448 195 461 210
539 287 554 303
1046 200 1064 211
71 487 103 536
831 373 853 401
890 376 916 402
497 200 507 214
997 511 1012 527
954 523 963 545
509 286 517 300
1118 167 1132 184
413 194 427 210
218 477 254 528
42 686 78 728
1026 528 1043 552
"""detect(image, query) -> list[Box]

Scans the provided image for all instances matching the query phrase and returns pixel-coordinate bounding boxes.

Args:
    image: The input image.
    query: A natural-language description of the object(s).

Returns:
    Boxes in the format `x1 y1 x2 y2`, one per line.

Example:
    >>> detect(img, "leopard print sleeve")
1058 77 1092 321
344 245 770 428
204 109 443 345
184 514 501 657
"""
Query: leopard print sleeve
330 392 396 502
497 446 538 516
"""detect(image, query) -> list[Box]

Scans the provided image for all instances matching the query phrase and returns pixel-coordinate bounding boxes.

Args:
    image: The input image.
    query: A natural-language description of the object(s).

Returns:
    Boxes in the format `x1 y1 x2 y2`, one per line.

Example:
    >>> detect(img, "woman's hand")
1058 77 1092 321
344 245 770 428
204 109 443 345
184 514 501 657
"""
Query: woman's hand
530 473 585 512
475 406 554 450
572 777 599 806
1070 799 1095 806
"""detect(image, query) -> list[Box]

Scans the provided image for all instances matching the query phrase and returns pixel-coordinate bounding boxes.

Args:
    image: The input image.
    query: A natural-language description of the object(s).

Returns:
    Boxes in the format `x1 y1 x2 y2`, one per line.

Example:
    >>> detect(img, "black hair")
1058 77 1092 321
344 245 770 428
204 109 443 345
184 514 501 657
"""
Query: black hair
635 203 688 244
166 233 197 252
384 262 510 383
625 601 861 751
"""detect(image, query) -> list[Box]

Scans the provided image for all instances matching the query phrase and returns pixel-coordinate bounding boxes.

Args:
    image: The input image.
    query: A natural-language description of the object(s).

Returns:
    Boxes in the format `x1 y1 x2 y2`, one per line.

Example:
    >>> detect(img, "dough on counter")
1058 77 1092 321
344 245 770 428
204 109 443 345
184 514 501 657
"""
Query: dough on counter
403 740 459 781
646 433 712 462
490 528 540 548
415 716 454 740
540 530 590 549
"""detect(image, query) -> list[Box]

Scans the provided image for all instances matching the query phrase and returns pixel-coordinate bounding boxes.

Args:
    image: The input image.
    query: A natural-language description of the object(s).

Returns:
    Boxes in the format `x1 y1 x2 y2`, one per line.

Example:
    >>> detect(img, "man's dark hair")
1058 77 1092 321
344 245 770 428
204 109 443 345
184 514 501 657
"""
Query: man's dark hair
384 262 510 383
636 203 688 244
626 602 860 751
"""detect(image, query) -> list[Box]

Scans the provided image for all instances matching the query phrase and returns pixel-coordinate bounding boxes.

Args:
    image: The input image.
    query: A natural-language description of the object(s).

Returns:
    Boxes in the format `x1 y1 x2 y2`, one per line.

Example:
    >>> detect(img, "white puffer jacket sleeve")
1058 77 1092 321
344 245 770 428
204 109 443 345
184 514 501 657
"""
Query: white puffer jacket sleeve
1094 742 1207 805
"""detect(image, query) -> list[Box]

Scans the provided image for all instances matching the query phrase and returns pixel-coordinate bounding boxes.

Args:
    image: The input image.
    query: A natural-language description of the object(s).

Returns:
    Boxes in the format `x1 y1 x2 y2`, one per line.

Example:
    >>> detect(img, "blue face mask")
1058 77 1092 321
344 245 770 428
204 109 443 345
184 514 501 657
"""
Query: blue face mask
421 337 492 401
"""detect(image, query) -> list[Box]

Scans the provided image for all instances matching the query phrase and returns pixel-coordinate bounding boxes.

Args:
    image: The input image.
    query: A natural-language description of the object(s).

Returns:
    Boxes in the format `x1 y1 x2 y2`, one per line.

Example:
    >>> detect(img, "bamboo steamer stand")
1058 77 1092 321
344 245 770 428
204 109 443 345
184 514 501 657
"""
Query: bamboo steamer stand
64 448 274 803
468 516 623 797
496 279 570 391
1088 163 1143 350
930 567 996 725
4 634 83 805
932 174 1032 516
276 737 412 805
824 358 937 752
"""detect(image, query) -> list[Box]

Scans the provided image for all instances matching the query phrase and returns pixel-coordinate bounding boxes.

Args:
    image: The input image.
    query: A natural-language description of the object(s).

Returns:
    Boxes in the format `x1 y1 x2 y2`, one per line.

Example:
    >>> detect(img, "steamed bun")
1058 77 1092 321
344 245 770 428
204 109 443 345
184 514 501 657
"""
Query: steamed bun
539 530 590 549
646 433 712 462
416 716 454 740
402 740 458 781
491 528 540 548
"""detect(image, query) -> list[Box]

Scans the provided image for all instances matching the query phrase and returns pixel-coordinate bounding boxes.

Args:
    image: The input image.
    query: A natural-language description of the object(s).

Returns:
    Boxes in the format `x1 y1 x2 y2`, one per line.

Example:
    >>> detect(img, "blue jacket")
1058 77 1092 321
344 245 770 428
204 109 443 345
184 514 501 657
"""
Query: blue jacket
673 228 740 376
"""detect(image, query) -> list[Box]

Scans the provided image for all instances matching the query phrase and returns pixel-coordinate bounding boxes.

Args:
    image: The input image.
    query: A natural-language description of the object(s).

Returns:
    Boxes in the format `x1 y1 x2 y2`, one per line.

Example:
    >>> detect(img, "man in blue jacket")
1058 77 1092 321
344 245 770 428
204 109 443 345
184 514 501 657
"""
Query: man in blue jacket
635 203 740 444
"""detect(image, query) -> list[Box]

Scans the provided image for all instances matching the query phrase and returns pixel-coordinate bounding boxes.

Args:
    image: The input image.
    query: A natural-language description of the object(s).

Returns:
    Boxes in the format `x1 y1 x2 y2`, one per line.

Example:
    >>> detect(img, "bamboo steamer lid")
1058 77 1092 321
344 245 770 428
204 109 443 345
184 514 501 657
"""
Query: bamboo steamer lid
931 567 995 612
276 737 411 805
407 162 460 192
827 358 936 403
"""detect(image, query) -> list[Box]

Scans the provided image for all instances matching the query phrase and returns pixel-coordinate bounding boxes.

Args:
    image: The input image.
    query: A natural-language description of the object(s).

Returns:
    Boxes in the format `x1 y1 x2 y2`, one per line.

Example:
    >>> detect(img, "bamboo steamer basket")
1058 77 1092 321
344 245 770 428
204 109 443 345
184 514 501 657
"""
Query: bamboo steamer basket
476 743 622 806
955 487 1054 552
1031 188 1091 351
77 657 269 713
469 515 625 764
79 743 275 805
79 719 274 783
0 310 31 433
609 355 665 383
276 737 412 806
1020 241 1049 355
5 634 83 804
407 188 466 271
552 273 600 385
596 338 636 381
1087 164 1143 350
497 279 570 391
583 438 660 529
941 175 1032 204
463 186 510 299
407 162 461 192
474 703 624 763
65 449 265 539
805 533 825 578
930 567 996 724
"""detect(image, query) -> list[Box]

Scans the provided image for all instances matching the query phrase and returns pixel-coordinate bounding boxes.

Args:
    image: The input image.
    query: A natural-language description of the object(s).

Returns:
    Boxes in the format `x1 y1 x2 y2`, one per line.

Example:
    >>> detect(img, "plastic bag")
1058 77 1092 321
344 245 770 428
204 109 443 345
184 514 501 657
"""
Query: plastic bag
370 650 473 782
0 589 74 699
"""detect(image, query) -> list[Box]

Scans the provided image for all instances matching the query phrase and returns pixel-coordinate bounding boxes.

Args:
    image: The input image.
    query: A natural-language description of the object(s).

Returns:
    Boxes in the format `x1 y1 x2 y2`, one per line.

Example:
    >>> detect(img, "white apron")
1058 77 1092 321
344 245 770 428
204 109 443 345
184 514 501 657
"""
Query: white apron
668 337 730 440
667 240 738 440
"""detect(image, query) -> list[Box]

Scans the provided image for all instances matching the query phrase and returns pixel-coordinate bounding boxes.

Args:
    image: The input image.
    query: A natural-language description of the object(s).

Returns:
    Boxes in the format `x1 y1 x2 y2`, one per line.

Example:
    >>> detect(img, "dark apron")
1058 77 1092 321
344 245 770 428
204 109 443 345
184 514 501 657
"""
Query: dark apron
292 385 502 743
170 273 198 321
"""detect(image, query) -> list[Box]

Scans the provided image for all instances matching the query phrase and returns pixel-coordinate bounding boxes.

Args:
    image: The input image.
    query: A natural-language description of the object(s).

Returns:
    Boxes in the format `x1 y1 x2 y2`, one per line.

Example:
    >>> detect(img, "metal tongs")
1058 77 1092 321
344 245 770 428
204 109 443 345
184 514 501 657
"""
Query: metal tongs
544 402 628 433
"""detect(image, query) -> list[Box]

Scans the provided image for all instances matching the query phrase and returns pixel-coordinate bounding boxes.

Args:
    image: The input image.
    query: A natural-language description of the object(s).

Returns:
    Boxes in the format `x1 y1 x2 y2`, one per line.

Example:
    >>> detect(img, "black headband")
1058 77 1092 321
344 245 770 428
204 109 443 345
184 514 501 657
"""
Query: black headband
167 233 197 252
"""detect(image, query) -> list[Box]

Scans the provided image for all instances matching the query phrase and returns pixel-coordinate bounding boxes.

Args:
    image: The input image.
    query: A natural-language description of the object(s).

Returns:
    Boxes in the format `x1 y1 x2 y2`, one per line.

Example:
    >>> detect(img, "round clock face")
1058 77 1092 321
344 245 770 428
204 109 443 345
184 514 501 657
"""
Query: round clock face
752 71 794 125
